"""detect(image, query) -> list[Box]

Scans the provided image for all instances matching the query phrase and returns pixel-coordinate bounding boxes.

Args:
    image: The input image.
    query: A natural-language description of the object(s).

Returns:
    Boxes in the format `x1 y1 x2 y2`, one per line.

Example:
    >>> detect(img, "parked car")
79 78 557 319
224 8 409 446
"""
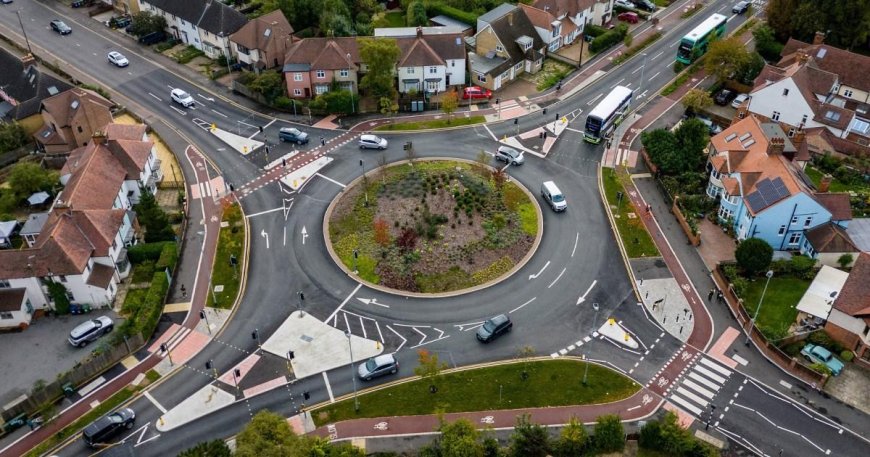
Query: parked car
82 407 135 448
107 51 129 67
71 0 95 7
635 0 657 12
50 20 72 35
139 31 167 45
714 89 735 106
170 88 195 108
476 314 512 343
617 12 639 24
732 1 750 14
694 116 723 135
495 145 524 165
278 127 309 144
801 344 844 376
731 93 749 108
109 15 132 29
68 316 114 347
462 86 492 100
358 354 399 381
359 134 388 150
1 0 14 5
615 0 636 8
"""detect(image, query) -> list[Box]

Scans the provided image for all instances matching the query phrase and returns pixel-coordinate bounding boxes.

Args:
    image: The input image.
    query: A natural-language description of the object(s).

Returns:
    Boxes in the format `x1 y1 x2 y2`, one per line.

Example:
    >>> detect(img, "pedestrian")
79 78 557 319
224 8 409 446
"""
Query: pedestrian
646 204 651 213
181 284 187 299
320 136 325 146
717 290 724 303
282 157 287 168
707 288 714 302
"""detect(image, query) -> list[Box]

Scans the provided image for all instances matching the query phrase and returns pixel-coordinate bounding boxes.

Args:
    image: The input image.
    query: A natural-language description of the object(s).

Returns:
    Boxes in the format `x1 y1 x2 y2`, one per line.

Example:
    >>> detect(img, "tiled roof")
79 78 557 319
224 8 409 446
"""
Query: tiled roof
813 193 853 221
143 0 247 36
780 39 870 93
479 8 545 67
285 38 360 70
59 144 128 210
0 288 26 312
0 49 73 121
398 37 444 68
520 3 557 30
805 222 859 253
86 262 115 288
104 123 146 140
40 88 113 130
229 10 293 68
61 123 153 190
532 0 597 19
833 252 870 317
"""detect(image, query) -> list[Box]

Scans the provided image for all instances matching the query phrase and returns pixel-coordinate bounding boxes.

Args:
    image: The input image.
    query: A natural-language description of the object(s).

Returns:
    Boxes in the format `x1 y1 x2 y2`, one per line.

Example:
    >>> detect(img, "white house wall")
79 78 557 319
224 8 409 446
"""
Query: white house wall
748 78 824 130
4 277 48 309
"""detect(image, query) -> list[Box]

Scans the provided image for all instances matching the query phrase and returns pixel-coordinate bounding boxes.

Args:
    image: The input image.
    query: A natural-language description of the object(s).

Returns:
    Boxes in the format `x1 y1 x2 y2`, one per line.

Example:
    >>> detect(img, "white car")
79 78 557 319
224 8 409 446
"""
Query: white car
359 134 388 150
615 0 636 8
731 93 749 108
170 88 195 108
107 51 129 67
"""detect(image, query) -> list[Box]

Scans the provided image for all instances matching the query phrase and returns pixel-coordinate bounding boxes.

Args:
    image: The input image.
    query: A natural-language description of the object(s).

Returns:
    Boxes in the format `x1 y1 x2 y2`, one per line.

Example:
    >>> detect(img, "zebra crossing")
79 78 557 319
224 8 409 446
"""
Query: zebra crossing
666 356 733 417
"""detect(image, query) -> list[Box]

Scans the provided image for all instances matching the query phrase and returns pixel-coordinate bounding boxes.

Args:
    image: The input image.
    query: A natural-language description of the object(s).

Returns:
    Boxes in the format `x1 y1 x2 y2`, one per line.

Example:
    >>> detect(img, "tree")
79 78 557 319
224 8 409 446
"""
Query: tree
379 96 399 121
320 0 354 36
704 37 752 82
509 414 550 457
408 0 428 26
178 439 232 457
735 237 773 276
682 89 713 115
439 418 485 457
673 118 709 170
235 410 305 457
414 349 447 390
553 417 588 457
591 415 624 453
127 11 167 37
837 253 854 269
359 38 401 100
0 121 28 153
752 25 784 61
274 0 318 31
44 280 71 314
248 70 285 102
7 162 57 198
737 52 766 85
765 0 798 41
441 91 459 124
134 187 176 242
318 90 356 115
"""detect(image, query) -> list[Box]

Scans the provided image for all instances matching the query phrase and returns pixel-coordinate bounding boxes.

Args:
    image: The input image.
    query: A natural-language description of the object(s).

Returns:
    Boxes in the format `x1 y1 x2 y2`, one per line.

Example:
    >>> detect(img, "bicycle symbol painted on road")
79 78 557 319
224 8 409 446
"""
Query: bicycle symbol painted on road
657 377 669 388
327 424 338 440
680 351 692 362
642 394 653 405
373 422 389 431
480 416 495 424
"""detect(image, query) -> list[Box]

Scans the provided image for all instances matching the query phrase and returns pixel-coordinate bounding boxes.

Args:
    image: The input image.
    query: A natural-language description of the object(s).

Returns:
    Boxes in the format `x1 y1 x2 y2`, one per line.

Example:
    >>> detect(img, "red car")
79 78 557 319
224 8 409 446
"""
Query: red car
462 86 492 100
617 12 639 24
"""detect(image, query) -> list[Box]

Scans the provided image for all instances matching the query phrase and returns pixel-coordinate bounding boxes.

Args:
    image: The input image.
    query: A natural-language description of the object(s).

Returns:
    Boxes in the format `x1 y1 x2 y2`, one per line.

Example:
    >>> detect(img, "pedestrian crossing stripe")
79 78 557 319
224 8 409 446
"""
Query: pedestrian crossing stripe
667 357 732 418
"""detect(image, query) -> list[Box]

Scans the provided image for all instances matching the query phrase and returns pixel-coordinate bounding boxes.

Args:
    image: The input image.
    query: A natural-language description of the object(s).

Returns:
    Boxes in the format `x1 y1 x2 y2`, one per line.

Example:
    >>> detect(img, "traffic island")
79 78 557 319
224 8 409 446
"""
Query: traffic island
207 201 245 309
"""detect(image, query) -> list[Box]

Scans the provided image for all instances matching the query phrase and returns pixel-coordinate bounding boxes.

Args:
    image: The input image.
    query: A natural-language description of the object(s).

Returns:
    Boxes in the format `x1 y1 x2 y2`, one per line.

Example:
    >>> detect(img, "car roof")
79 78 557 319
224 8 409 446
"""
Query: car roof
489 314 509 324
360 134 381 140
373 354 396 364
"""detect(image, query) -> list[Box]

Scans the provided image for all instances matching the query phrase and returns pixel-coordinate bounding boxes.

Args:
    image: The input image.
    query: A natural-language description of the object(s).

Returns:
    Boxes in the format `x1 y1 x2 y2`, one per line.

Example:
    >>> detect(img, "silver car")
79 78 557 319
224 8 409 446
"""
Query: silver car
69 315 114 347
495 145 524 165
358 354 399 381
107 51 129 67
359 134 388 150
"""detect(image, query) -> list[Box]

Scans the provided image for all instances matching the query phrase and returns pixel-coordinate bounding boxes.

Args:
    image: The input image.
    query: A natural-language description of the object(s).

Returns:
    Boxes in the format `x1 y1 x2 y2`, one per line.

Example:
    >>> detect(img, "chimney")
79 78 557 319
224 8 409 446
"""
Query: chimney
416 26 423 39
21 53 37 69
813 31 826 45
508 11 514 27
797 50 810 65
92 131 107 145
767 136 785 155
819 174 833 192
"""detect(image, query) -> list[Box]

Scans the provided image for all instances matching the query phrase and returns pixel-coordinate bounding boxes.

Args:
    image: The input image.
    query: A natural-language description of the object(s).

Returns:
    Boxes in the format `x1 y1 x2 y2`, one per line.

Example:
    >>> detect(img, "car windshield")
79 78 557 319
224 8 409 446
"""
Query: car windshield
552 194 565 202
108 413 123 423
483 320 497 332
365 359 377 371
285 128 300 135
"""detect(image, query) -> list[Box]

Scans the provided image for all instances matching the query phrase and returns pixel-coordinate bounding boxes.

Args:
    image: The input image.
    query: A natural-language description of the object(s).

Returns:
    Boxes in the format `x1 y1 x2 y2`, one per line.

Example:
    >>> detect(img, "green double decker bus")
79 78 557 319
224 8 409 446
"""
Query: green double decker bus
676 13 727 64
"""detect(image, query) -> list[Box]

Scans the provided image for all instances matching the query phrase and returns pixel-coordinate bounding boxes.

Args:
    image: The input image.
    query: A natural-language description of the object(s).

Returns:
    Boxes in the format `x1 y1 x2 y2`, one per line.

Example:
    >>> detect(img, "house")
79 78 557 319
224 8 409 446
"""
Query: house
33 88 114 155
802 222 860 267
394 28 467 94
531 0 615 35
0 288 32 331
795 265 849 326
741 32 870 159
705 115 851 250
113 0 141 15
0 51 73 134
520 3 578 52
428 15 474 37
468 6 546 91
229 10 294 72
283 38 361 99
825 252 870 367
140 0 247 58
0 220 18 249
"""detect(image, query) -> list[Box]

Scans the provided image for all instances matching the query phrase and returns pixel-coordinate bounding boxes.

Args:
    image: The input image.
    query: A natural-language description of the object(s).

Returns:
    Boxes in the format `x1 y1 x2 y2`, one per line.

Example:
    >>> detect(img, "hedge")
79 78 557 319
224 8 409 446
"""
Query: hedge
590 23 629 53
117 271 169 339
430 3 477 26
128 241 173 264
155 242 178 272
585 24 608 38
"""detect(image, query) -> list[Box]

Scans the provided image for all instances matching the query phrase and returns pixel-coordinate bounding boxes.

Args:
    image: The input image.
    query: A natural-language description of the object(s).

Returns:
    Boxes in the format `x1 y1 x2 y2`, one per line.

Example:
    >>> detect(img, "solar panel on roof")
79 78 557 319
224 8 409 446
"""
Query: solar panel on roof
746 192 766 213
771 177 789 198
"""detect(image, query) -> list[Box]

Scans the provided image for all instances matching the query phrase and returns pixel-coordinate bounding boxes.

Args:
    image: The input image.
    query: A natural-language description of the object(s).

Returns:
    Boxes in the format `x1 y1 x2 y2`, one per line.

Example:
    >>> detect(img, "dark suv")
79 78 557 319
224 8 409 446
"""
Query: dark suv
636 0 657 12
476 314 512 343
714 89 735 106
82 408 135 448
278 127 309 144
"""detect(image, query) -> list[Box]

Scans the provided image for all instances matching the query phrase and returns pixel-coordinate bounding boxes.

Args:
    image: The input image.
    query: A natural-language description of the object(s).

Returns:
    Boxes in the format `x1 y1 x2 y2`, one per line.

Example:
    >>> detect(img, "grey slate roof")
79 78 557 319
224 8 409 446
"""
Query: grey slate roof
143 0 247 36
477 3 518 31
481 9 545 70
0 49 72 122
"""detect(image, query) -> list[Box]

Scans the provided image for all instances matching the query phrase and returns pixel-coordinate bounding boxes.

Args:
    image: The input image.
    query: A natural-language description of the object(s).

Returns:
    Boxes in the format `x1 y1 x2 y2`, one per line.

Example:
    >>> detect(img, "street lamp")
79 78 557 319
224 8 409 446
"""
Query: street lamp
583 302 600 385
638 52 649 96
15 10 33 55
199 309 211 335
745 270 774 345
345 330 360 411
297 291 305 316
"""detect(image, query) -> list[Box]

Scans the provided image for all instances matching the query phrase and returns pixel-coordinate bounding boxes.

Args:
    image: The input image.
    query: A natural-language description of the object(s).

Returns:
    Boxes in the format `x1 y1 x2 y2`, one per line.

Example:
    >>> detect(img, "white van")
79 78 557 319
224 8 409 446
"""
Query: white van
541 181 567 212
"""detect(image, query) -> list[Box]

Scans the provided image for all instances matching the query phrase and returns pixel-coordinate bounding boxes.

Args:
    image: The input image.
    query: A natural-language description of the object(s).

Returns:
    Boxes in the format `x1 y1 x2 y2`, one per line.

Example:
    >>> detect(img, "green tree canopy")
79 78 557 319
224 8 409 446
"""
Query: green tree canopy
7 162 58 198
440 418 485 457
320 0 354 36
509 414 551 457
359 37 401 99
408 0 428 26
553 417 588 457
248 70 285 102
752 24 784 61
641 119 708 176
765 0 870 50
682 89 713 115
235 410 305 457
591 415 624 453
134 187 176 242
735 237 774 276
128 11 167 37
178 439 232 457
0 122 28 153
704 37 752 82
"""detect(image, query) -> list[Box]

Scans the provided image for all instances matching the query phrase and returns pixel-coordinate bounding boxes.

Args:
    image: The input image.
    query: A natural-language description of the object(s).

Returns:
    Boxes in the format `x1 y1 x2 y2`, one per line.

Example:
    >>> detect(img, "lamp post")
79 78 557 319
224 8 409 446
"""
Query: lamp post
345 330 360 411
15 10 33 55
583 302 600 385
199 310 211 334
745 270 774 345
297 291 305 316
638 52 648 96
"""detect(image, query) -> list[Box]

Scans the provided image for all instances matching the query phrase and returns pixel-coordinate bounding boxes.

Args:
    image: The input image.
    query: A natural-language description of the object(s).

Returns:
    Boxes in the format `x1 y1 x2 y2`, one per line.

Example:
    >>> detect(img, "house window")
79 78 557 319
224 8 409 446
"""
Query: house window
0 280 10 288
476 74 486 83
429 66 437 74
65 291 75 301
521 41 532 51
804 216 813 227
778 225 786 235
738 110 746 119
408 67 415 74
791 216 798 224
294 73 303 81
772 111 781 121
237 45 249 55
316 70 326 79
844 89 853 97
496 44 504 53
59 275 67 283
339 69 349 77
451 61 455 67
426 80 439 92
788 232 802 245
0 312 12 319
782 88 789 96
293 88 302 96
788 128 796 137
515 62 523 71
315 85 328 95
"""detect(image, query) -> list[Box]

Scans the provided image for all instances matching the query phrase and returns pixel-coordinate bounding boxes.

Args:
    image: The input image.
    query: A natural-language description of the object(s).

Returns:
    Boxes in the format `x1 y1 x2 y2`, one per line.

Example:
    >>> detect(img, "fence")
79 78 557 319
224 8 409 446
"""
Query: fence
671 196 701 246
711 266 828 386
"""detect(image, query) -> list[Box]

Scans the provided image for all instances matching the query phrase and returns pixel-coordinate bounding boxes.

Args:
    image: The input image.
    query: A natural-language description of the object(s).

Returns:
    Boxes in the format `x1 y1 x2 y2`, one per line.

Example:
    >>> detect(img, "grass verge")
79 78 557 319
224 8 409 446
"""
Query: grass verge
602 170 659 258
373 116 486 131
207 202 244 309
312 359 639 426
742 277 810 341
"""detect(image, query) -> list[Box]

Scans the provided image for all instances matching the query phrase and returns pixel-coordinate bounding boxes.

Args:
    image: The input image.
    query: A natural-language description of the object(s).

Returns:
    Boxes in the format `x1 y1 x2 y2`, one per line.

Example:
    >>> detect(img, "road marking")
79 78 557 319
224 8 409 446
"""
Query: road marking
688 372 721 391
669 394 703 416
387 325 408 352
77 376 106 397
325 283 363 323
357 298 389 308
482 124 497 141
528 261 550 280
245 206 285 218
314 172 347 188
779 380 792 390
649 71 661 80
700 358 732 376
576 280 598 305
694 366 727 384
322 372 335 403
731 354 749 366
652 51 664 60
261 229 270 249
676 387 708 408
211 109 228 118
548 267 566 288
587 93 603 106
631 66 642 75
283 226 286 246
144 391 167 414
510 297 535 314
301 226 308 245
682 379 715 399
148 92 162 101
571 232 579 257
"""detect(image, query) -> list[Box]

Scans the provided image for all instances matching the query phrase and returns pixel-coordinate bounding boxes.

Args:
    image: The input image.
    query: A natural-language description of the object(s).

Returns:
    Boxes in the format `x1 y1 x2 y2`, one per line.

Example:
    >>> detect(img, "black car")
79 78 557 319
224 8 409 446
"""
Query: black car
476 314 512 343
635 0 657 12
732 1 750 14
82 408 135 448
714 89 735 106
72 0 95 7
50 20 72 35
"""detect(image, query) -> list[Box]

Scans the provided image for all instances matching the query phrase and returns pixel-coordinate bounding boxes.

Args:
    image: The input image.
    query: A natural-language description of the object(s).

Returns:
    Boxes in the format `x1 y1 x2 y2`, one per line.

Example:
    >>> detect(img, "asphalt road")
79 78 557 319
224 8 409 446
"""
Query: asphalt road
1 1 868 456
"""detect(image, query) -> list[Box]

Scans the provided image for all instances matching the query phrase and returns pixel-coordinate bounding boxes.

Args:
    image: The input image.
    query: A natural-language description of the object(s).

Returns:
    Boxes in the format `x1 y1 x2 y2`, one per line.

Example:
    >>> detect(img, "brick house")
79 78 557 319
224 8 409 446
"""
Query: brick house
283 38 361 99
468 6 546 91
229 10 294 72
34 88 114 155
520 3 578 53
395 28 466 94
825 253 870 367
0 51 72 134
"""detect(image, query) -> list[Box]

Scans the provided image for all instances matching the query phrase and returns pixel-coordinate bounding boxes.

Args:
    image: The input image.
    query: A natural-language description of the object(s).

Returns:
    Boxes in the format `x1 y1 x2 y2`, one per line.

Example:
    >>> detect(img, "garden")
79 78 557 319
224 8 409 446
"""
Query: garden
803 154 870 217
328 159 538 293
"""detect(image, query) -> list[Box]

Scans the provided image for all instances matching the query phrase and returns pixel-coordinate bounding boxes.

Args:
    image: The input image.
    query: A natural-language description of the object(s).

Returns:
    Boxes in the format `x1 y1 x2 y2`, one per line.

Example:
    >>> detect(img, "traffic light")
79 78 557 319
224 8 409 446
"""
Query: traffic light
514 118 518 125
403 142 408 151
251 330 258 340
160 343 168 353
288 351 295 360
199 310 206 319
258 126 264 133
303 391 310 400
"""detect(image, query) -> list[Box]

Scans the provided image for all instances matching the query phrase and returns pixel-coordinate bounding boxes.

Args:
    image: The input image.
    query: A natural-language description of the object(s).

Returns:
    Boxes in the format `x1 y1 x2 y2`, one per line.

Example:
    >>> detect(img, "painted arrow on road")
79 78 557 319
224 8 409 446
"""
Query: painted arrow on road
528 261 550 280
577 280 598 305
261 229 269 249
357 298 389 308
301 226 308 245
198 93 215 102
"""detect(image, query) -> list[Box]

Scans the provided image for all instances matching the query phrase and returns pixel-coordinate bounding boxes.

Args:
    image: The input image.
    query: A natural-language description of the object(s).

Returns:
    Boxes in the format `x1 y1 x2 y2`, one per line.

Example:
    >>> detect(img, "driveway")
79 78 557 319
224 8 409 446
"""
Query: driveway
0 312 121 408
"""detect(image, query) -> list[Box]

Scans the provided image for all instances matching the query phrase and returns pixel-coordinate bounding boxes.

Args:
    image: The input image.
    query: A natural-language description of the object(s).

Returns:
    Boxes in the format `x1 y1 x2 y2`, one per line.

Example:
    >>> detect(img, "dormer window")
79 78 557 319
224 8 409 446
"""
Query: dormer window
824 110 840 121
496 44 504 53
782 88 789 96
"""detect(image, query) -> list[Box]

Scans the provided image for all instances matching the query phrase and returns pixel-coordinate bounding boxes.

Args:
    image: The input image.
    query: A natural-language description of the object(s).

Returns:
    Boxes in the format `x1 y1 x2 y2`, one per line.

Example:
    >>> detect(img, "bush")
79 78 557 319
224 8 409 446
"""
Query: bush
585 24 607 38
731 277 748 297
430 3 477 26
80 83 112 100
128 242 172 264
735 238 773 276
0 121 29 153
592 415 625 453
155 242 178 272
841 350 854 362
589 23 629 53
789 255 816 279
809 362 832 376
